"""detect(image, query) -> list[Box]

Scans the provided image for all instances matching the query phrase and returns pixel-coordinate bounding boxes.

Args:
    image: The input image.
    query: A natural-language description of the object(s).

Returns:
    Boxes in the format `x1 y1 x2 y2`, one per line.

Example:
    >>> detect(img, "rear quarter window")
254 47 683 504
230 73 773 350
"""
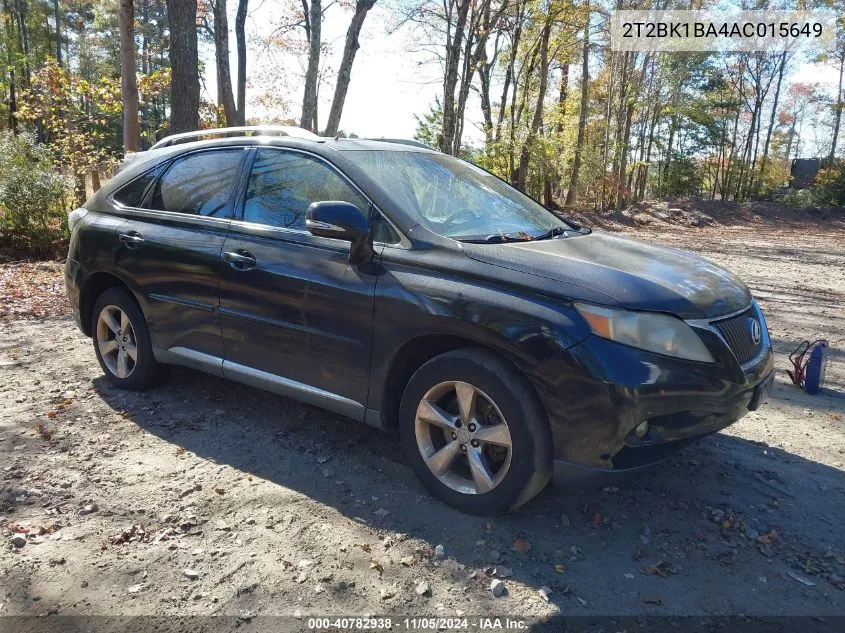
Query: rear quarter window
112 166 162 208
147 149 245 217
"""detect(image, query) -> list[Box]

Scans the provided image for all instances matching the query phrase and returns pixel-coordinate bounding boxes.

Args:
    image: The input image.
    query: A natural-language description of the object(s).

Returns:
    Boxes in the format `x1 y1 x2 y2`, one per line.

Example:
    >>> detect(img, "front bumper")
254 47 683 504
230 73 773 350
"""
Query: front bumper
526 303 775 472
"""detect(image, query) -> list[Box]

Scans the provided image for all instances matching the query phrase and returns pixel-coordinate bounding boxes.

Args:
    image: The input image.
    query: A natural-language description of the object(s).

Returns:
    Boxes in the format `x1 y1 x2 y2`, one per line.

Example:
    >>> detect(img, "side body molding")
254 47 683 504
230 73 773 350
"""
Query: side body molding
155 347 367 422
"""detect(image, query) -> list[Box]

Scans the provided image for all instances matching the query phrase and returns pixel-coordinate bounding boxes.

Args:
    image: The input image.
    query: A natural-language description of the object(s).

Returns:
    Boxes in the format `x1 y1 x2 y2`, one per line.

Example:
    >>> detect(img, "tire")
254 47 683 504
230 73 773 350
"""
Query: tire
399 348 552 515
91 286 167 390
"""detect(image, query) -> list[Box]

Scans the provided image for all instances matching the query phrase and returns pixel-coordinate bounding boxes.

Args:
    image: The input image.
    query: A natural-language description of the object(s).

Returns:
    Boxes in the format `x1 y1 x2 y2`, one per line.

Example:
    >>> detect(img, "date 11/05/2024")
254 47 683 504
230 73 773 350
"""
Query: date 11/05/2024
307 617 528 630
621 21 824 39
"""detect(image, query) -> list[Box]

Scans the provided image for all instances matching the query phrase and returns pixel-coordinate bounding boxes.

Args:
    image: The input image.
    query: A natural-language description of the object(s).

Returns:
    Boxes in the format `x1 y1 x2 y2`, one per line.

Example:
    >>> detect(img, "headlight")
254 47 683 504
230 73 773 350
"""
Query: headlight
574 303 714 363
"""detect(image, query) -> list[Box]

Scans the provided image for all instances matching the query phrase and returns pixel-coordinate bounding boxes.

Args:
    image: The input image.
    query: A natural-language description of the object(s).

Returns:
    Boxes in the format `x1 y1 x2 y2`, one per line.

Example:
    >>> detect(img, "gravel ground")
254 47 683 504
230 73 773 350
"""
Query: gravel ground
1 220 843 629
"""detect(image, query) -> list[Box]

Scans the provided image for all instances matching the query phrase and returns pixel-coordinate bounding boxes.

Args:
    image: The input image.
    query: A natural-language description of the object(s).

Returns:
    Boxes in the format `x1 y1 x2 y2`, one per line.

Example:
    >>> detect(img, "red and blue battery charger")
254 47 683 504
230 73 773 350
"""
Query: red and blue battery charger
788 339 829 395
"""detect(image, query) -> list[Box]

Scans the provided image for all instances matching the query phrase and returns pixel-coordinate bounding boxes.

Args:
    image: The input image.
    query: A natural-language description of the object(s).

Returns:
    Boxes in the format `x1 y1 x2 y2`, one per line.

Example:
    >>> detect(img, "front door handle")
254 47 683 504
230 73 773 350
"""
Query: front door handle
118 232 144 248
223 250 257 270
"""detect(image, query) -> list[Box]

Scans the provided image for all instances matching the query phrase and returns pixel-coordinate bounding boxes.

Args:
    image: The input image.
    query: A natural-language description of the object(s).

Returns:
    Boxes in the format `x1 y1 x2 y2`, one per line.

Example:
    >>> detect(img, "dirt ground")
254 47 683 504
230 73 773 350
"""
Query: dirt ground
1 210 844 629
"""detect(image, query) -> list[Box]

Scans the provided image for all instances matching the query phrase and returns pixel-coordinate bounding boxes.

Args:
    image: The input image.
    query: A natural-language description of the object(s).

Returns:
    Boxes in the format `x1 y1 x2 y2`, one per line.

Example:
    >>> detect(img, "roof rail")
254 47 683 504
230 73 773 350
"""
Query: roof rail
150 125 320 150
363 138 434 150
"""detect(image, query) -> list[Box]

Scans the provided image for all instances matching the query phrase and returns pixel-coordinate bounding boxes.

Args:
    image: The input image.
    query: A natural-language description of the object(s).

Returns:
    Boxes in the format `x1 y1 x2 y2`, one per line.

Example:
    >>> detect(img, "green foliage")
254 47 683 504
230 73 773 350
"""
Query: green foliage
784 164 845 208
654 154 702 198
0 133 73 252
413 98 443 150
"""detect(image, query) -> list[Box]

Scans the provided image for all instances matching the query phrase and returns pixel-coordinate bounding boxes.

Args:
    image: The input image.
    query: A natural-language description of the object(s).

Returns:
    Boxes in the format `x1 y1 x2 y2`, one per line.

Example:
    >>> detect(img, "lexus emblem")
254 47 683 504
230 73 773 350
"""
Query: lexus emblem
749 318 761 345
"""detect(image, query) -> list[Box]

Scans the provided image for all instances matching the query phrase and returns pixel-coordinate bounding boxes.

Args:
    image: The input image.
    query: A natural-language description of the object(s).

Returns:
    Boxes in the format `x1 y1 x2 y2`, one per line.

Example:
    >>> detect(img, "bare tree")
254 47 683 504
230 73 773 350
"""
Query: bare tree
325 0 376 136
439 0 472 154
212 0 237 125
300 0 322 131
515 15 551 191
167 0 200 134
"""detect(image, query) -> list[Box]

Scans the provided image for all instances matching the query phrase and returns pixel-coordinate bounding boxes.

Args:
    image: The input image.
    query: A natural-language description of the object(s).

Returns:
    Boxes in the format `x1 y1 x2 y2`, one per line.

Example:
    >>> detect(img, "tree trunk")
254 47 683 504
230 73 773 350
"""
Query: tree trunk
213 0 237 125
760 52 787 181
614 99 634 211
300 0 321 131
166 0 199 134
829 49 844 162
564 5 589 209
14 1 30 86
53 0 61 66
324 0 375 136
3 5 16 133
141 0 148 74
235 0 248 125
119 0 140 152
515 17 551 191
439 0 471 154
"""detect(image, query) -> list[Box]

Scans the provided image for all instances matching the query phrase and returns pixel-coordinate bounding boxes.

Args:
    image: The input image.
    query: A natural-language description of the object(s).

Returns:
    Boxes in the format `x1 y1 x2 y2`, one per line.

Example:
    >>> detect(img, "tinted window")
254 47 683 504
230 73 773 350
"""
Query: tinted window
113 167 161 207
243 149 368 230
372 213 400 244
148 150 243 216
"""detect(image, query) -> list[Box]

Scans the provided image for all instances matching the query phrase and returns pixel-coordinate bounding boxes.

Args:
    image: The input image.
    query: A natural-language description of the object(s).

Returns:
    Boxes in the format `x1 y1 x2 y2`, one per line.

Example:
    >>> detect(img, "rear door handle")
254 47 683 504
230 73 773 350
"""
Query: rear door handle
223 250 257 270
118 232 144 248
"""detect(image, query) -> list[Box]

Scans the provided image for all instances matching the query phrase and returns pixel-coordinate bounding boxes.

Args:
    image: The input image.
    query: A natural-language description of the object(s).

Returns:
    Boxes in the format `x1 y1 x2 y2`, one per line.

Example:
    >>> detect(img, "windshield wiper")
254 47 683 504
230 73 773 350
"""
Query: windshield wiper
534 226 569 240
458 232 534 244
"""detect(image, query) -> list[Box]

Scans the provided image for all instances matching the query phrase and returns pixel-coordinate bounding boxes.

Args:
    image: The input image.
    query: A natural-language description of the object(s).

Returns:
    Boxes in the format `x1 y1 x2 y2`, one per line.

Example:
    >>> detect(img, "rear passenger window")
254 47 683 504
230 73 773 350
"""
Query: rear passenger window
112 166 161 207
147 150 243 217
243 149 368 230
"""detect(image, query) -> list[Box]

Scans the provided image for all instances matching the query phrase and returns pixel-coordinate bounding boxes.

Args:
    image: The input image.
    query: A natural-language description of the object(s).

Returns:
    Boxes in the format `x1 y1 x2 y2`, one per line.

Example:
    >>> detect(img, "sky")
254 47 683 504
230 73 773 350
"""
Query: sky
199 1 842 152
200 1 452 140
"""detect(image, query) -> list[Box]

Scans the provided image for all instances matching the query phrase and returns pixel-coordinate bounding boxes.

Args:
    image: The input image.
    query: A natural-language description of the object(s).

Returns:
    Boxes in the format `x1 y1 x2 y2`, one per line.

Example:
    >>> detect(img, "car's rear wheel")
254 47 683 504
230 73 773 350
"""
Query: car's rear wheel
399 348 552 514
92 287 167 390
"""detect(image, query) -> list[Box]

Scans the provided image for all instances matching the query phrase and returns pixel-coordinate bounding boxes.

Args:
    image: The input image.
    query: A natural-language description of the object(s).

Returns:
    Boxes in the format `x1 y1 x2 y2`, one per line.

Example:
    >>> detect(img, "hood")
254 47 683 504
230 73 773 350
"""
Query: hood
461 231 751 319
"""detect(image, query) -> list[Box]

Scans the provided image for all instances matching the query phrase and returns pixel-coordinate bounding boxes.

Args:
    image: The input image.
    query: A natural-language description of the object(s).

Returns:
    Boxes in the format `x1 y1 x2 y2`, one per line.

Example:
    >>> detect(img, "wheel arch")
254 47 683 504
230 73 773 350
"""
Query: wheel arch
376 331 542 432
80 271 139 336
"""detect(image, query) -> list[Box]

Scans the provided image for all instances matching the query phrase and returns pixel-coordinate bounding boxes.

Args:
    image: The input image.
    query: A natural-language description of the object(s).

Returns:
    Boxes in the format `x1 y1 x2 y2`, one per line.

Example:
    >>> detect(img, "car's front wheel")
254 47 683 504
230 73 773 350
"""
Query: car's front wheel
399 348 552 514
92 286 167 390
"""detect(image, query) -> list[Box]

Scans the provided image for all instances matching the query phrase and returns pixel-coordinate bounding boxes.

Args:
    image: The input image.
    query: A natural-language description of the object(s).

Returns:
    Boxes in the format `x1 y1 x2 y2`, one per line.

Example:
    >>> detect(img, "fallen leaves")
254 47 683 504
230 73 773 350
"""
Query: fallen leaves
511 538 532 554
0 261 68 320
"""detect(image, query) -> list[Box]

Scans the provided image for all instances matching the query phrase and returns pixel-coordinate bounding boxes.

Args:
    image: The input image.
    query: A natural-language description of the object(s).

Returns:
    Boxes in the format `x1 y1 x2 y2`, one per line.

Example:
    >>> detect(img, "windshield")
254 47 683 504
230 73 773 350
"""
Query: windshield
344 150 571 241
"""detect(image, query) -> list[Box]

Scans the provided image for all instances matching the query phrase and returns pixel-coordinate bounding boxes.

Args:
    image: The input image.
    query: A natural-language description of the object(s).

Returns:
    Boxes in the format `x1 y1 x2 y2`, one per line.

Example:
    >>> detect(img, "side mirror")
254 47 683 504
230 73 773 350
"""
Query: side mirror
305 201 373 264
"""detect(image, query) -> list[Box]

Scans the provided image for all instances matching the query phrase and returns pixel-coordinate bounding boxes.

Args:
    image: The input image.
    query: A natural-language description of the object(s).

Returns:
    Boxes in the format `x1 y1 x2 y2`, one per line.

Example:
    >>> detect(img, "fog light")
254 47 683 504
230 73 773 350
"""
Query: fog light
634 421 649 439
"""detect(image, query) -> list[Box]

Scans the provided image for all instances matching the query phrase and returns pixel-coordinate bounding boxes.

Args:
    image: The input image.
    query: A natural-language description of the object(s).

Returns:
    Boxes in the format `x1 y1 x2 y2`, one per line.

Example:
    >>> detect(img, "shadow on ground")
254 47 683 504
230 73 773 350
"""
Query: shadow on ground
88 363 845 619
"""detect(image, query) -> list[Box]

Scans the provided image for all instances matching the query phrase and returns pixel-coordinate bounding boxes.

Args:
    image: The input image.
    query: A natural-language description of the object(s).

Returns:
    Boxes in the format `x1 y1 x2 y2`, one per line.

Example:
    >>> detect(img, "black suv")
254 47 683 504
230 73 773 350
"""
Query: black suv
65 126 774 514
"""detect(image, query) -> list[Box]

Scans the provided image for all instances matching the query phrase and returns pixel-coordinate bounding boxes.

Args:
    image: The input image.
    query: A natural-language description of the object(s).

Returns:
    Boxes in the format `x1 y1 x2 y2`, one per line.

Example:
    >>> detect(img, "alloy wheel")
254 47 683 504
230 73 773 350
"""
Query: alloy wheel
96 305 138 379
414 381 513 495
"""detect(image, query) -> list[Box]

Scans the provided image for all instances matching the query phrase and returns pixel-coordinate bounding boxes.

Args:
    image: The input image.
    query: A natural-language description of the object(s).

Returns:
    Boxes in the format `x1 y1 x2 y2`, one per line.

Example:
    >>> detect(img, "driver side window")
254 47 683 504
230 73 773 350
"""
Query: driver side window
243 149 368 230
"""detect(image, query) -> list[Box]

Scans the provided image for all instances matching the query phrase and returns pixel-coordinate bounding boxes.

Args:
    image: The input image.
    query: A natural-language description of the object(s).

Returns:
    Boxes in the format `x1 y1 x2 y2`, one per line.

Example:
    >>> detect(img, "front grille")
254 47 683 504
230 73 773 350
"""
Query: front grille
712 306 762 364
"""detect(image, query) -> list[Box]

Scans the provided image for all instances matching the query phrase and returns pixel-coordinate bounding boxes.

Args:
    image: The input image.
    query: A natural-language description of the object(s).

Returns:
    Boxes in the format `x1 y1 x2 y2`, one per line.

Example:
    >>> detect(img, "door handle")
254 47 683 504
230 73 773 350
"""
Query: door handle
223 250 257 270
118 232 144 248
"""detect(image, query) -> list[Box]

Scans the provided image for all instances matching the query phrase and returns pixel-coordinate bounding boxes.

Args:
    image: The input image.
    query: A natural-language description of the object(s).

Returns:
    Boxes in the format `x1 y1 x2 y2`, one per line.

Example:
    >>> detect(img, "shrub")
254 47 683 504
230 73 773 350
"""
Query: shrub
813 165 845 207
0 132 72 254
654 154 703 198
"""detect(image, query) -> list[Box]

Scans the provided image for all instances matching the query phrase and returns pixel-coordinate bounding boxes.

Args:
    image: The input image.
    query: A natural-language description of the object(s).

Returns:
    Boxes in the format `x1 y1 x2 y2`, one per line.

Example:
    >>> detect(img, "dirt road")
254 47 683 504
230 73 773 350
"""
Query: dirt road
1 220 843 628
